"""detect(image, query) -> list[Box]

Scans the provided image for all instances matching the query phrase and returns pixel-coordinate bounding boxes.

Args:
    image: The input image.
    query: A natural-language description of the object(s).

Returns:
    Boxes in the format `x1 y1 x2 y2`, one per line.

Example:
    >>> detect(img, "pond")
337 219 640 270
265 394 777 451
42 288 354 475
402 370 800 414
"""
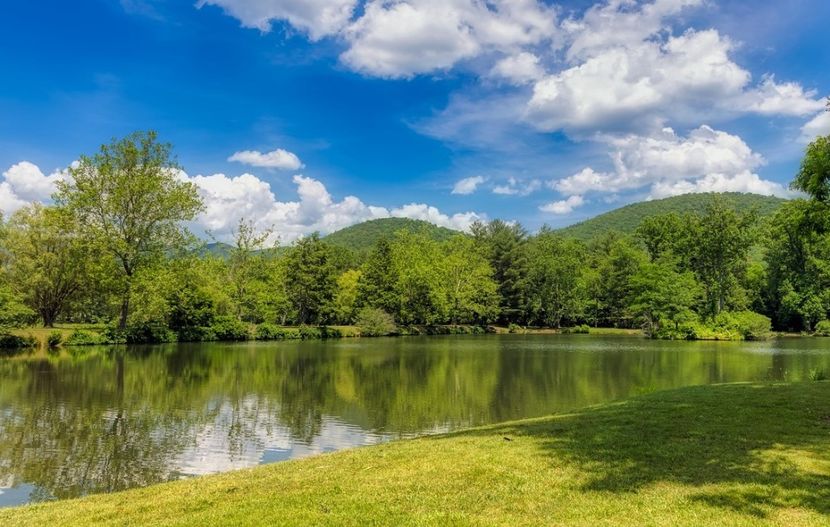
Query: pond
1 334 829 507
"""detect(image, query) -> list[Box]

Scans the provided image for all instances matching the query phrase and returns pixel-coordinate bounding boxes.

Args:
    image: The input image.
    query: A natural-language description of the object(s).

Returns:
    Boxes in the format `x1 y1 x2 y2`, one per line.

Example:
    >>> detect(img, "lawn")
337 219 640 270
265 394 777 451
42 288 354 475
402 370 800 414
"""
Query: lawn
2 382 829 526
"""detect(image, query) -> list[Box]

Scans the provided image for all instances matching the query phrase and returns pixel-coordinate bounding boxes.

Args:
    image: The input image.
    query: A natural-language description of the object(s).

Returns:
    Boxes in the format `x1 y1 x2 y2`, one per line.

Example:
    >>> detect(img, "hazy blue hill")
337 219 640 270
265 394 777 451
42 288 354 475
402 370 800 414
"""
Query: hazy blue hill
556 192 787 241
323 217 461 252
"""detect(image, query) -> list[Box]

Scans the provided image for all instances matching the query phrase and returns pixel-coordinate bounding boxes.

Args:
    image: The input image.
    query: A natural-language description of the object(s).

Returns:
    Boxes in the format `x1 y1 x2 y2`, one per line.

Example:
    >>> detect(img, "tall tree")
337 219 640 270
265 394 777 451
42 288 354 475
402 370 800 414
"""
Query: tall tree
226 218 276 323
525 231 585 328
356 238 398 315
628 257 701 335
441 236 499 324
793 134 830 205
55 131 203 328
471 220 529 323
5 204 92 326
284 233 337 324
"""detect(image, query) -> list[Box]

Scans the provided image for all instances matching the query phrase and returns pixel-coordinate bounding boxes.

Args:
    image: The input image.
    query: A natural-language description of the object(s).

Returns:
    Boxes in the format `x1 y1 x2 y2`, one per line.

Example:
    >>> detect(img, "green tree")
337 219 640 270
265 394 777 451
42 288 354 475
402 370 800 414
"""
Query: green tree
689 198 758 317
55 131 203 328
525 231 585 328
356 239 398 315
764 199 830 331
441 236 499 324
5 204 93 326
635 213 687 262
793 134 830 204
628 257 701 335
389 230 447 325
226 219 277 323
471 220 529 323
586 234 646 327
332 269 362 324
284 233 337 324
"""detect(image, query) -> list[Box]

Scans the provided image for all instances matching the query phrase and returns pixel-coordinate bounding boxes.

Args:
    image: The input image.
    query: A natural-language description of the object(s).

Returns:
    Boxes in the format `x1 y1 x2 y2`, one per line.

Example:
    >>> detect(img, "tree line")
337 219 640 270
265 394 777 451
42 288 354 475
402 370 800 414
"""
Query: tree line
0 131 829 343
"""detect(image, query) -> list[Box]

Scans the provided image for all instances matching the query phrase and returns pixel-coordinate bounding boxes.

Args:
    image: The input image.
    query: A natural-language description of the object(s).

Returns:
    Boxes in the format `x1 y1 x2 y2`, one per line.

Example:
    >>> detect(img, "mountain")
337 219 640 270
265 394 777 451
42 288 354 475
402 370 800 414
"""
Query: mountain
323 217 461 252
555 192 787 241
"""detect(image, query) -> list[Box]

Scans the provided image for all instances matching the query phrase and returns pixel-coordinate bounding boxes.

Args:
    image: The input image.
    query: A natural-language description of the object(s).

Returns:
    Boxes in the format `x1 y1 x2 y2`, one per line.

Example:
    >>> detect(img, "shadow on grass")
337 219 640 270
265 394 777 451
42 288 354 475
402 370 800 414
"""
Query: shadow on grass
471 382 830 519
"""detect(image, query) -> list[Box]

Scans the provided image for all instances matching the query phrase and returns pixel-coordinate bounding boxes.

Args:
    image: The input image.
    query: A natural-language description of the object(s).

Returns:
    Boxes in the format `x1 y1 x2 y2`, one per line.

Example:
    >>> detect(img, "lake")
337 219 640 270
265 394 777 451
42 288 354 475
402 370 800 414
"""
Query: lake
1 334 829 507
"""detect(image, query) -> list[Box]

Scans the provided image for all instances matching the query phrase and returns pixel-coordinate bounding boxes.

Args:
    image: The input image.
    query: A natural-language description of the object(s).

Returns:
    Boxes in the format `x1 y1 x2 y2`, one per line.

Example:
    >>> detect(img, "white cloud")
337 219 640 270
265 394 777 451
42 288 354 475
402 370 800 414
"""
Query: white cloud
492 177 540 196
340 0 557 78
742 75 824 116
451 175 485 195
490 52 544 85
179 170 483 242
197 0 357 40
801 111 830 142
540 195 584 214
551 125 787 198
228 148 304 170
0 162 68 216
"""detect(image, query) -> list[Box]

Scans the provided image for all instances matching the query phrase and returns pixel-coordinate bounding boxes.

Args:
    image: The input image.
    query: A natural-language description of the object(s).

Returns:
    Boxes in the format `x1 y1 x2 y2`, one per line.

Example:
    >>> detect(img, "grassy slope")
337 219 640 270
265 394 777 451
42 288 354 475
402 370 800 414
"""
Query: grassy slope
4 382 829 526
557 192 787 241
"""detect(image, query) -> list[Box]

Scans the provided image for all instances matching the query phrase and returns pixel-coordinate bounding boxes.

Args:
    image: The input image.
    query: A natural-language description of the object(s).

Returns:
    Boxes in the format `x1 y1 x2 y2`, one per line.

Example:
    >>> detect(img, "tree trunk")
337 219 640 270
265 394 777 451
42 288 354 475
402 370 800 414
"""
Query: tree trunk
118 294 130 330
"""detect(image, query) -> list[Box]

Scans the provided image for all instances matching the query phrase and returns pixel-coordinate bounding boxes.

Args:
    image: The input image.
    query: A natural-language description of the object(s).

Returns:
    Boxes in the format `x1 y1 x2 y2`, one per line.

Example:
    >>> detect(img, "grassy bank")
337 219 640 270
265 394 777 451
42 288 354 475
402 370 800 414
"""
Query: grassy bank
3 382 829 526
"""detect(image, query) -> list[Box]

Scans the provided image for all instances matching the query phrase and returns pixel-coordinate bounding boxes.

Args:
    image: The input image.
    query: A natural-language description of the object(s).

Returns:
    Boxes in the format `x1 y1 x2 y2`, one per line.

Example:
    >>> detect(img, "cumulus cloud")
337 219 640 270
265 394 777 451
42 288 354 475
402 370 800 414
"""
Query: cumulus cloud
801 111 830 142
341 0 557 78
492 177 541 196
490 52 544 85
179 171 484 242
228 148 304 170
197 0 357 40
550 125 787 199
0 162 68 216
539 195 584 215
451 175 485 195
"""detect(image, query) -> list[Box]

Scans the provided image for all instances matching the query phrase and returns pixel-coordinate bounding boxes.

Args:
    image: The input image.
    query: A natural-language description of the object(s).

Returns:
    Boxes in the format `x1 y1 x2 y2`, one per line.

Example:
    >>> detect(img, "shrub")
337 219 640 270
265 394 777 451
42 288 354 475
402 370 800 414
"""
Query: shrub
355 308 397 337
562 324 590 334
298 325 322 340
815 320 830 337
46 331 63 348
714 311 772 341
210 316 251 341
507 323 524 334
255 324 301 340
318 326 343 339
176 326 216 342
124 322 176 344
809 368 827 381
65 330 108 346
0 333 37 351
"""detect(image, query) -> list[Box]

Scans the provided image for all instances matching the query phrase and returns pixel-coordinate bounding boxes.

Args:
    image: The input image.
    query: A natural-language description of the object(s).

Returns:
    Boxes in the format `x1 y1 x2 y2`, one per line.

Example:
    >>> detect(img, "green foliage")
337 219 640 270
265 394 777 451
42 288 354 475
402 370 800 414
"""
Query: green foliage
355 307 397 337
629 257 701 337
507 322 524 333
559 192 785 241
209 316 251 341
65 330 109 346
0 333 37 350
284 234 338 325
254 324 301 340
814 320 830 337
55 131 204 329
525 232 585 328
562 324 590 334
808 368 827 381
46 331 63 348
471 220 529 322
793 135 830 204
332 269 362 324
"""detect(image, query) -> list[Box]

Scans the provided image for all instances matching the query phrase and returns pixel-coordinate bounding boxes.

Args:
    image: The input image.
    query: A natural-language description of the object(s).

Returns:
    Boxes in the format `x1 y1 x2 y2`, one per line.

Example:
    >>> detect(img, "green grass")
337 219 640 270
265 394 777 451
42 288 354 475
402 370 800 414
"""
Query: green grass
10 324 106 348
3 382 829 526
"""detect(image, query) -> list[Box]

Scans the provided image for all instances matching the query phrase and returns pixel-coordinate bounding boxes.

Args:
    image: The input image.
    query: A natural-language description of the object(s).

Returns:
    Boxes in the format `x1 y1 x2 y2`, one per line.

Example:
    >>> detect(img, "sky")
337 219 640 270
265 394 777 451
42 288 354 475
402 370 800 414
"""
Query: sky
1 0 829 242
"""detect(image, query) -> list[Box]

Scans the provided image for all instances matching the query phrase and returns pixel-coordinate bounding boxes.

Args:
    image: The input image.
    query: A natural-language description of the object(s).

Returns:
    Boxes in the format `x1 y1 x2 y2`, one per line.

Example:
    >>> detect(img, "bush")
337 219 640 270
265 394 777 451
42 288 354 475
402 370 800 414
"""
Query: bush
64 330 108 346
318 326 343 339
176 326 216 342
809 368 827 381
210 316 251 341
815 320 830 337
356 308 397 337
124 322 176 344
46 331 63 348
507 323 524 334
255 324 300 340
716 311 772 341
298 325 322 340
0 333 37 351
562 324 590 334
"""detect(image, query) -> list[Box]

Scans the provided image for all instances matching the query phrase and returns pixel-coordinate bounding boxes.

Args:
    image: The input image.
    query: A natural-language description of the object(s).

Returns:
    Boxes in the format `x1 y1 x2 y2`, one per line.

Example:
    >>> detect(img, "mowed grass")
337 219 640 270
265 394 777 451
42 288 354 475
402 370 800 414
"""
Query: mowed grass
3 382 830 526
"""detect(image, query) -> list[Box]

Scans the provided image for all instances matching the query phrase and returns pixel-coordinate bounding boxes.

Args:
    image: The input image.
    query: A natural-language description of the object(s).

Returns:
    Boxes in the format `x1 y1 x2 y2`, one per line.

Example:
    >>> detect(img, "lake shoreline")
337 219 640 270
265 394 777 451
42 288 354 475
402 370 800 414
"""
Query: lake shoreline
2 381 828 526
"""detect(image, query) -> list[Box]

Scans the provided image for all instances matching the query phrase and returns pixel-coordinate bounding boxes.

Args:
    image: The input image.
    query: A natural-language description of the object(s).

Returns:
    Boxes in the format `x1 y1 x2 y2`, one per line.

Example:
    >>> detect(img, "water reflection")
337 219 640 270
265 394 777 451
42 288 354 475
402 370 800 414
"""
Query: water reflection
0 335 828 507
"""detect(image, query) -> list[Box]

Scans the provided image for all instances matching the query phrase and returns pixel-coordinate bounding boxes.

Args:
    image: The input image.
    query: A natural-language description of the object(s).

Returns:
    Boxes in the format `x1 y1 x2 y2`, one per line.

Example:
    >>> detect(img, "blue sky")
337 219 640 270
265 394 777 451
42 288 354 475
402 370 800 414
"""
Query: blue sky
1 0 829 241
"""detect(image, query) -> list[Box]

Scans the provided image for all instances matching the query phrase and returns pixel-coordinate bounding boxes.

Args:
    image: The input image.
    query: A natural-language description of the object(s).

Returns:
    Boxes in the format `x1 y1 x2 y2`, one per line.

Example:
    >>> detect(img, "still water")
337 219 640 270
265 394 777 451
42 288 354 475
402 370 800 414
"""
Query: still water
1 334 829 507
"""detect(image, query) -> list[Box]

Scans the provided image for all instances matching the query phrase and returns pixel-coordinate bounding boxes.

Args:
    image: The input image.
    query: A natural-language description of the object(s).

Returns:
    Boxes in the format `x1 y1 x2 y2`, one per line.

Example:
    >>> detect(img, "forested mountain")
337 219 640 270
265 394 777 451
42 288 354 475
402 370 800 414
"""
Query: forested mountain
323 218 460 252
556 193 787 241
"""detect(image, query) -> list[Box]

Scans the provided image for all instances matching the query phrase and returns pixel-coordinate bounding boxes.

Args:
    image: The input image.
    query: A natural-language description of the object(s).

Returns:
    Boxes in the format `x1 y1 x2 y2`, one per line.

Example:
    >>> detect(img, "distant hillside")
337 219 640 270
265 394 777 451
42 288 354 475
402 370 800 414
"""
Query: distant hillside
323 217 461 253
556 192 787 241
